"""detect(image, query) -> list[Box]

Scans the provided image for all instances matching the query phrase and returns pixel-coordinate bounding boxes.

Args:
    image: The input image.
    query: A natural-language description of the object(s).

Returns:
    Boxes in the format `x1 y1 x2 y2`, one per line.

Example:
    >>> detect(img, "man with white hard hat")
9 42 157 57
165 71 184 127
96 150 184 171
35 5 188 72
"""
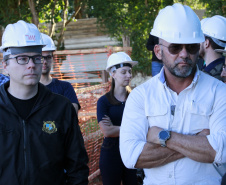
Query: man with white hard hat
199 15 226 81
0 20 89 184
120 3 226 185
40 33 80 114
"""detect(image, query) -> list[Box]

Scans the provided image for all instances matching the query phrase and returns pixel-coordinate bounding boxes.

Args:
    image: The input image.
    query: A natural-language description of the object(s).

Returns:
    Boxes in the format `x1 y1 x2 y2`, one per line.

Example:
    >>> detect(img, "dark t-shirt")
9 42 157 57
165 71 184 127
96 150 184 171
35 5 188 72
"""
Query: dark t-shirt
7 89 38 120
46 78 80 109
97 94 125 126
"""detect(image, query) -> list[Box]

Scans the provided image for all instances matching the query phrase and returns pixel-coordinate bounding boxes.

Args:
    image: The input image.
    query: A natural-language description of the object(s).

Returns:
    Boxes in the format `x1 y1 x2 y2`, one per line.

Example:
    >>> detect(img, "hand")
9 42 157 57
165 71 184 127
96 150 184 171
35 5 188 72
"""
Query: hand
196 129 210 136
101 115 113 126
146 126 163 144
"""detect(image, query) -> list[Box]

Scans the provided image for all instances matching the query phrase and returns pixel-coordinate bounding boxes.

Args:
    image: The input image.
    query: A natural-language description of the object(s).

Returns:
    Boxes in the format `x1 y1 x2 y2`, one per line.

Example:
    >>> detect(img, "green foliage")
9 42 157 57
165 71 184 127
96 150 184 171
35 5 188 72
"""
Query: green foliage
0 0 224 74
84 0 175 75
85 0 225 75
0 0 83 51
174 0 205 9
0 0 30 27
175 0 225 17
200 0 225 17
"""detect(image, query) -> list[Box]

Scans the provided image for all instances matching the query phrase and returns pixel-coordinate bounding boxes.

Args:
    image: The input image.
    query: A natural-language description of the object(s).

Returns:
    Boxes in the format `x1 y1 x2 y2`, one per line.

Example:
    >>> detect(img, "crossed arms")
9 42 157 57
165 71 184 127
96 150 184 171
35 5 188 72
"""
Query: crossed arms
120 84 226 169
99 115 120 137
135 127 215 168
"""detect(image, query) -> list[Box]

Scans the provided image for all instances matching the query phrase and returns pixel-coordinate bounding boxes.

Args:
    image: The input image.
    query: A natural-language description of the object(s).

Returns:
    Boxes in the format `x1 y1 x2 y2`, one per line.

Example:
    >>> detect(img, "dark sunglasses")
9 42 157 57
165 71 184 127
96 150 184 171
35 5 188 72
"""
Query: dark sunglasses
159 43 200 55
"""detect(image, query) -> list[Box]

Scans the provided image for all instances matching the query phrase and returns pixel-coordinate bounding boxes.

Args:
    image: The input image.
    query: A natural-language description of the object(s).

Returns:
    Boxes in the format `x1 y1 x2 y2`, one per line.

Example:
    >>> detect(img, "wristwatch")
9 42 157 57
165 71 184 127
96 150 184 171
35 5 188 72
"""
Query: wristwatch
158 130 171 147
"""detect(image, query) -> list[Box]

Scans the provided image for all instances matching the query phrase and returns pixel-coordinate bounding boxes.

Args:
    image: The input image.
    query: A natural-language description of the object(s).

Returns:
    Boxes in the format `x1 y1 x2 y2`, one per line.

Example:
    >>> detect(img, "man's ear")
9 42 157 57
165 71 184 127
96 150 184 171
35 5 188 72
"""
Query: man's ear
204 39 210 49
2 61 9 75
154 44 162 60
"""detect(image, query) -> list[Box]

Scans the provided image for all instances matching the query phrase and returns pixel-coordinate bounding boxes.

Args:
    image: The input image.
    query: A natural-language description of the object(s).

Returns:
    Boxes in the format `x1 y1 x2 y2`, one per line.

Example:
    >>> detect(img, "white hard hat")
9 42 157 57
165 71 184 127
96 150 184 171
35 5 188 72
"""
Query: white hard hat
41 33 56 51
201 15 226 47
200 17 209 28
0 20 45 51
106 52 138 72
151 3 204 44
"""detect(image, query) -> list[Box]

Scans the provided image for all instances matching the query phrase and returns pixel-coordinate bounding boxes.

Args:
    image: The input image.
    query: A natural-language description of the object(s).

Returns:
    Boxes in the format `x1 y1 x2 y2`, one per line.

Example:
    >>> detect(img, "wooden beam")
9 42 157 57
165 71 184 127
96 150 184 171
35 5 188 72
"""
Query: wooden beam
101 70 108 83
53 47 132 55
64 78 103 83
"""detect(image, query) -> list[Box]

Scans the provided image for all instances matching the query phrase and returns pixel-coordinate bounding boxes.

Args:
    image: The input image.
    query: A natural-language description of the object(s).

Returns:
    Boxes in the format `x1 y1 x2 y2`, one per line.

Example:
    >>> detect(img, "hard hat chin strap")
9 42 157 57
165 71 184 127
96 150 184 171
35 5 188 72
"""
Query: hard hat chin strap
109 63 132 76
114 63 132 69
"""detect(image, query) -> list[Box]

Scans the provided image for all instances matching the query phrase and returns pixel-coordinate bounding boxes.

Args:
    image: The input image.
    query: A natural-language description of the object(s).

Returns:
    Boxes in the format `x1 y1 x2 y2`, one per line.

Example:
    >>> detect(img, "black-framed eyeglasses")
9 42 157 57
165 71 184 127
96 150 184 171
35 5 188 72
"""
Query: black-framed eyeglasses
42 55 53 62
7 55 44 65
159 43 200 55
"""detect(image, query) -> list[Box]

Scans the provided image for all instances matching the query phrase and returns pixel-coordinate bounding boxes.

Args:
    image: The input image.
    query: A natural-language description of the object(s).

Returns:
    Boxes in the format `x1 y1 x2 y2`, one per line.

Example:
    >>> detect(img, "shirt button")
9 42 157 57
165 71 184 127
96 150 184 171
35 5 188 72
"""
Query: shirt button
169 174 172 178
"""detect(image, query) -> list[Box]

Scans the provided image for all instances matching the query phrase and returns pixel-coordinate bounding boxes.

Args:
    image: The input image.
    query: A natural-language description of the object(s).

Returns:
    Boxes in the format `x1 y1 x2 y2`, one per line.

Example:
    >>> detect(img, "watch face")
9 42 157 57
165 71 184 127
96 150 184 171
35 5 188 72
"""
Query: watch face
159 131 169 140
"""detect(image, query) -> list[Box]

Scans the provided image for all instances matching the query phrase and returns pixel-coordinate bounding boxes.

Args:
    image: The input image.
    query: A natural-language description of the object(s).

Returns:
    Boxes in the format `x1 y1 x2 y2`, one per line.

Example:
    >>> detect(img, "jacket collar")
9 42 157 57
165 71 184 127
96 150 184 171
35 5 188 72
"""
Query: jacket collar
0 82 54 115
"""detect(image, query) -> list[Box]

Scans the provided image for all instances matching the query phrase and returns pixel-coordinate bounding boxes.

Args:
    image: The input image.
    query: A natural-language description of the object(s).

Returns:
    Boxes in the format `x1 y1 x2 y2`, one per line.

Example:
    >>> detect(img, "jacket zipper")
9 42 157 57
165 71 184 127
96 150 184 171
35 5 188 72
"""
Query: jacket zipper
23 120 28 185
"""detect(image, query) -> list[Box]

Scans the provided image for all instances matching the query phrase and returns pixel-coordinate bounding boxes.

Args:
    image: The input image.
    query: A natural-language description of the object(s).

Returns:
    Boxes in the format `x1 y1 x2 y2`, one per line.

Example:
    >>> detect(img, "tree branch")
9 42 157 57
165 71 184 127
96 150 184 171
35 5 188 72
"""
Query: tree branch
65 5 81 27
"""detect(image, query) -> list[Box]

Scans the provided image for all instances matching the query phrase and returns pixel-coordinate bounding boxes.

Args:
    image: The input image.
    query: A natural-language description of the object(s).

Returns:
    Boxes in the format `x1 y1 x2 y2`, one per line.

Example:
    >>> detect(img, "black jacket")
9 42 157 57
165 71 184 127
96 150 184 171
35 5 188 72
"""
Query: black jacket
202 57 225 81
146 34 162 63
0 82 89 185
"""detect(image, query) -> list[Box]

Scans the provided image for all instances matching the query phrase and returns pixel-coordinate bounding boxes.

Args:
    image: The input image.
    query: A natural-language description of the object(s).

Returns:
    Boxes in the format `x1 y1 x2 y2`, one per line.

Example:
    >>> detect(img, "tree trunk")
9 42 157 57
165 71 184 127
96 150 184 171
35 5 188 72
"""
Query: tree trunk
49 0 57 37
56 0 68 50
122 35 130 47
56 0 81 49
28 0 39 27
145 0 148 7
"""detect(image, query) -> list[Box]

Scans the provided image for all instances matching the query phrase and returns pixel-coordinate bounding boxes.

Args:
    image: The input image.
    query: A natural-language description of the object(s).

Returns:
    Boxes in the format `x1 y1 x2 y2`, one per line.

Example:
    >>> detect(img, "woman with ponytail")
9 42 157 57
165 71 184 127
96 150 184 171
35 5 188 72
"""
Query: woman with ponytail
97 52 138 185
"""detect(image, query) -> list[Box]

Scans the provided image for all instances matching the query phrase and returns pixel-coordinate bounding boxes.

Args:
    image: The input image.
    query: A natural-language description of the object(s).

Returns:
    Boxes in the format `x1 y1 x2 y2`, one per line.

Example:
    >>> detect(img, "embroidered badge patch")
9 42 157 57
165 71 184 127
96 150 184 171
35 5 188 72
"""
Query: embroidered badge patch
42 121 57 134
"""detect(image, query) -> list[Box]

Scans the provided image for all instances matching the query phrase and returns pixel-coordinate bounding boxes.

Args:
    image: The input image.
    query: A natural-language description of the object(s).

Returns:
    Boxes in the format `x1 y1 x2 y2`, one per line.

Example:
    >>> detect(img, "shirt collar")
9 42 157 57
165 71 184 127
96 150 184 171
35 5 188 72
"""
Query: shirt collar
158 65 200 87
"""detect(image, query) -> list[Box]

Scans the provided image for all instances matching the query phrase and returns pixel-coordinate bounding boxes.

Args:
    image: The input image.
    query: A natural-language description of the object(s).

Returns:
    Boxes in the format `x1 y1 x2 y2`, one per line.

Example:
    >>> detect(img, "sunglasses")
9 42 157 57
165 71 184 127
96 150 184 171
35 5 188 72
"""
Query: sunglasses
159 43 200 55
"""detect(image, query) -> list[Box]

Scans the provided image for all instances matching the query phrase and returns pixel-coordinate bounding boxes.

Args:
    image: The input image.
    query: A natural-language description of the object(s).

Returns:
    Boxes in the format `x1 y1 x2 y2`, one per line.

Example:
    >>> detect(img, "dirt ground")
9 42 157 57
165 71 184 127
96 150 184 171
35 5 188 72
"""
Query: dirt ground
88 174 102 185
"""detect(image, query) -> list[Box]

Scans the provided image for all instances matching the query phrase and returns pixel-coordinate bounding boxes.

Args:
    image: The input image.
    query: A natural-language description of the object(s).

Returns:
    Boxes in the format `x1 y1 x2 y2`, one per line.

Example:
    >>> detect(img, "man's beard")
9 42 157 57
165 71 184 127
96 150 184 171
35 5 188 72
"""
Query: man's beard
42 68 50 75
162 51 197 78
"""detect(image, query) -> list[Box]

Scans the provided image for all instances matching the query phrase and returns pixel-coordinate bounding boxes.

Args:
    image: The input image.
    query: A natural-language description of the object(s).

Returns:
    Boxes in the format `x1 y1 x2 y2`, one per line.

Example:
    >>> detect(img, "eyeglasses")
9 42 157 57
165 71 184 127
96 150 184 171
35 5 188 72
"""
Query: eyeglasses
7 55 43 65
42 55 53 62
159 43 200 55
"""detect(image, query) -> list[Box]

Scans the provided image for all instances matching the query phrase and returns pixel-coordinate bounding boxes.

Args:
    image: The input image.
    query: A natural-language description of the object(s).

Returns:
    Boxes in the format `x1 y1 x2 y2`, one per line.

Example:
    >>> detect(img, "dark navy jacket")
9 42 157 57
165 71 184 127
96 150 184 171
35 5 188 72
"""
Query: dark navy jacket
202 57 225 81
0 82 89 185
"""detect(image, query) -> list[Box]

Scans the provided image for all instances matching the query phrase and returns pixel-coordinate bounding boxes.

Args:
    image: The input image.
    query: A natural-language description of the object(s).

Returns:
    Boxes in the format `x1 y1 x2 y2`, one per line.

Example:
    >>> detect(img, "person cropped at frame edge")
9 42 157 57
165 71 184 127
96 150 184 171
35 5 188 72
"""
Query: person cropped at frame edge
0 20 89 185
120 3 226 185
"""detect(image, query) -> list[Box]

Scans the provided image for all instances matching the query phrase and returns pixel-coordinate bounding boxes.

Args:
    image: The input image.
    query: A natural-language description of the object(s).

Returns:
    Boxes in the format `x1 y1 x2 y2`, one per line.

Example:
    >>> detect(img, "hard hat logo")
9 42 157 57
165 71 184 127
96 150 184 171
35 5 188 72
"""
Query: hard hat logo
25 34 36 42
0 20 45 52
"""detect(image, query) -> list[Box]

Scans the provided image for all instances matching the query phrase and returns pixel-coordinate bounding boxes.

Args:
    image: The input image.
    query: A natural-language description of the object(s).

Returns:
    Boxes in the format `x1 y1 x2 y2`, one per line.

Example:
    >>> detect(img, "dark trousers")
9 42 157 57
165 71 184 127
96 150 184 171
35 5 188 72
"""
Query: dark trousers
99 137 138 185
